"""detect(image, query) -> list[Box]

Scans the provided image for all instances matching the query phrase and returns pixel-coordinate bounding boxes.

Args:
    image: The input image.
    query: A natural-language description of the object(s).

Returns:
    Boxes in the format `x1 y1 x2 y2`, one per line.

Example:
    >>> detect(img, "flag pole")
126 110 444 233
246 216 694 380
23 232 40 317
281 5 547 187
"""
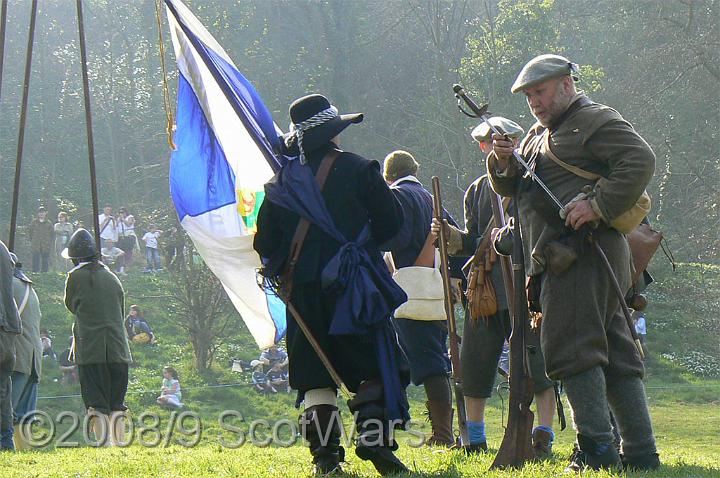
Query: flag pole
76 0 100 247
8 0 38 251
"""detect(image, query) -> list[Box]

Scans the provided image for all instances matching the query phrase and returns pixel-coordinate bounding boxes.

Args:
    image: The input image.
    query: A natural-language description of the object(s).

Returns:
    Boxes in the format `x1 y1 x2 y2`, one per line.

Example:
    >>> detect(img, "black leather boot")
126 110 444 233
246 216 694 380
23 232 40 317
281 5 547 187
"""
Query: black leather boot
348 381 408 476
622 451 661 471
565 434 621 473
299 404 345 475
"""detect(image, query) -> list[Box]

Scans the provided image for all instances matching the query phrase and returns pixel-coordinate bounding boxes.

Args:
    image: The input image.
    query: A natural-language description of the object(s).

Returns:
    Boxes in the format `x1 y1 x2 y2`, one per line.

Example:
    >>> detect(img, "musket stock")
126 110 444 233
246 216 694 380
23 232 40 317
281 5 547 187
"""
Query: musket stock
490 201 536 469
431 176 469 447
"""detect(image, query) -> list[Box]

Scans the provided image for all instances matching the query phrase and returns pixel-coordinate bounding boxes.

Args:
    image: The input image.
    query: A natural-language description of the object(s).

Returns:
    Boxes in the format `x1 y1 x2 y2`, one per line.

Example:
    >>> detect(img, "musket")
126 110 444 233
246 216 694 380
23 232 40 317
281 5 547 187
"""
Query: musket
451 85 535 467
431 176 469 447
493 202 537 468
452 84 644 360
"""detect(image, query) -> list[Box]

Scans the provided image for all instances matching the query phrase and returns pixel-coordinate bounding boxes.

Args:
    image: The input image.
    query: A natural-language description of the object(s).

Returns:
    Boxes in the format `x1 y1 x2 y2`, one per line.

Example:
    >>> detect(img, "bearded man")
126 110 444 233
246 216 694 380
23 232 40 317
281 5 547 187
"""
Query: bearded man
489 54 659 472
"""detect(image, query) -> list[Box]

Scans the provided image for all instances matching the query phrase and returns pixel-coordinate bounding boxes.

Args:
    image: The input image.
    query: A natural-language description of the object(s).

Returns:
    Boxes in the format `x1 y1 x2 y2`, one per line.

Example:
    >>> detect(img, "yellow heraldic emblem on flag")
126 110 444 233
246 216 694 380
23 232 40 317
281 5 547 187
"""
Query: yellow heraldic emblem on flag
237 189 265 233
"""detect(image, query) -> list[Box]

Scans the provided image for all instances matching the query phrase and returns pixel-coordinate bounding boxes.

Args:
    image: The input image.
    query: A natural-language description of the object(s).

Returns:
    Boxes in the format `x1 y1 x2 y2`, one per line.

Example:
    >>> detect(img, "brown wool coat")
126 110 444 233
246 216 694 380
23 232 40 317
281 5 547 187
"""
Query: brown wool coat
487 93 654 380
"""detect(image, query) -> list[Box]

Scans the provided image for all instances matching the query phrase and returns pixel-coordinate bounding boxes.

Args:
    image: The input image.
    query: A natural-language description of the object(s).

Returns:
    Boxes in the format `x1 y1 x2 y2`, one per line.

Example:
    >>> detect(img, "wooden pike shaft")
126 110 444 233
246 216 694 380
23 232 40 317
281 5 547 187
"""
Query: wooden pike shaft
285 300 353 400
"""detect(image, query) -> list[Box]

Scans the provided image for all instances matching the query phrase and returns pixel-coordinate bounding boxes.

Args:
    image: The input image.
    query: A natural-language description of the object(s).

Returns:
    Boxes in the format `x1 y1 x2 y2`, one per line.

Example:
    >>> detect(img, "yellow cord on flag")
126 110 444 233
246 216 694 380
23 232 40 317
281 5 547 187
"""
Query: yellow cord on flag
155 0 176 150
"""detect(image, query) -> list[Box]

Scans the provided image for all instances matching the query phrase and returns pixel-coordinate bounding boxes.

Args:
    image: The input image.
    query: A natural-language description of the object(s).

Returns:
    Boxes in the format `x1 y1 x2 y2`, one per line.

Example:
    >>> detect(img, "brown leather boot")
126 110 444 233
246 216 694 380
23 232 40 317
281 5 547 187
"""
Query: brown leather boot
425 400 455 446
532 427 553 460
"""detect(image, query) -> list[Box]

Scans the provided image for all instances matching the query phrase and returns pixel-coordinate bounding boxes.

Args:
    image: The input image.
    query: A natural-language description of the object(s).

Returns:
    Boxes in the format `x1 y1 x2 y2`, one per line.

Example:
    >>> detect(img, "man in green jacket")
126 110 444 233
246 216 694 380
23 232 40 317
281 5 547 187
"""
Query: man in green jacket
9 253 42 450
489 54 658 472
63 229 131 446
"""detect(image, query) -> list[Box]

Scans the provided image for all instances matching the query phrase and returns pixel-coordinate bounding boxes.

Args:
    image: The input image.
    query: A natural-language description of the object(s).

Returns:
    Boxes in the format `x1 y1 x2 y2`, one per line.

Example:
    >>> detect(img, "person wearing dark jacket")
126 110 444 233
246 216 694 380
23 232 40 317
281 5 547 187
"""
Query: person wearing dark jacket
29 207 53 273
62 229 131 447
380 150 456 447
254 94 409 476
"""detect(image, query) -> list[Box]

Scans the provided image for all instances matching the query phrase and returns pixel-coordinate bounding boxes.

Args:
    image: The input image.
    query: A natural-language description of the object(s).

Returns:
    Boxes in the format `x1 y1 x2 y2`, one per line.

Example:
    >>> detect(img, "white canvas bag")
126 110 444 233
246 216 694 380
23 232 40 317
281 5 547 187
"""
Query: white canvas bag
391 250 446 321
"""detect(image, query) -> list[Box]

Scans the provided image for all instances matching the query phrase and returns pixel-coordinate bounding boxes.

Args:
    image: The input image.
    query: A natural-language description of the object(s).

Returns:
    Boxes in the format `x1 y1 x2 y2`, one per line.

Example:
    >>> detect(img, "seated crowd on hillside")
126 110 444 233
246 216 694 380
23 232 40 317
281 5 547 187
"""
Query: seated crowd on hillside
232 345 290 394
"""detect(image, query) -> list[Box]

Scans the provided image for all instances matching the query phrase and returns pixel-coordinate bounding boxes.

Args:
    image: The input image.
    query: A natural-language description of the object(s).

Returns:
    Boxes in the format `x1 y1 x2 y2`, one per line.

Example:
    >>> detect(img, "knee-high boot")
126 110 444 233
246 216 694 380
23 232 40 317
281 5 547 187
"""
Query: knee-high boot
347 380 408 476
299 404 344 475
423 375 454 446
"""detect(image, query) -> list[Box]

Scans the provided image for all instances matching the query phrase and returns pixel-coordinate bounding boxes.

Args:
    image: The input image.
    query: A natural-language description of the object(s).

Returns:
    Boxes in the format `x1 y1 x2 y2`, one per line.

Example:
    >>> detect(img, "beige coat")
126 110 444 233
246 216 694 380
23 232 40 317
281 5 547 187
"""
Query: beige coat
12 278 42 377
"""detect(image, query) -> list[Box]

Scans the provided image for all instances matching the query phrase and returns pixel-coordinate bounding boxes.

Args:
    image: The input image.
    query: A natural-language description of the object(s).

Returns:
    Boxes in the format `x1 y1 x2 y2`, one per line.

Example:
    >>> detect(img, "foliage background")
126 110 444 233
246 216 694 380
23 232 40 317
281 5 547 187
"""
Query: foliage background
0 0 717 263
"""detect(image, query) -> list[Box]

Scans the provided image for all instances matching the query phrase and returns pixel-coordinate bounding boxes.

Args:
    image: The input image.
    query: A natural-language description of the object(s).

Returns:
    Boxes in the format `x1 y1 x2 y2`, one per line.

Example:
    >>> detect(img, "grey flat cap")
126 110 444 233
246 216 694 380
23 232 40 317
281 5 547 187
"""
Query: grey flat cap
471 116 524 142
511 54 579 93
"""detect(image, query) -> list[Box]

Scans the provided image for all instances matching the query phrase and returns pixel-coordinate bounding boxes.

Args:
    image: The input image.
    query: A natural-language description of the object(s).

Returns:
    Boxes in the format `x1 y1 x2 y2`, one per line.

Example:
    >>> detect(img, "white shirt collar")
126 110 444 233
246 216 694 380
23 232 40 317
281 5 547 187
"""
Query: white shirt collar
390 175 422 187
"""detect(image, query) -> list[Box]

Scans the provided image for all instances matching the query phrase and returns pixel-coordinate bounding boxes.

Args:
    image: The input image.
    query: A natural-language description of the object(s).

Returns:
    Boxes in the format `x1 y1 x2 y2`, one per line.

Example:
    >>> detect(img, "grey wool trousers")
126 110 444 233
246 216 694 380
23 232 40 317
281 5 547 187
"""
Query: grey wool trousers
563 366 657 456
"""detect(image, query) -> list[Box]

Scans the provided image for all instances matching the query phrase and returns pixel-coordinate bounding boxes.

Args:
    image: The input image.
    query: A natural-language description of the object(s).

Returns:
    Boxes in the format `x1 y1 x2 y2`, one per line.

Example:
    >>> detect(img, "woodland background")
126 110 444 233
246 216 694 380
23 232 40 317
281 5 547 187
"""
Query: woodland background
0 0 717 263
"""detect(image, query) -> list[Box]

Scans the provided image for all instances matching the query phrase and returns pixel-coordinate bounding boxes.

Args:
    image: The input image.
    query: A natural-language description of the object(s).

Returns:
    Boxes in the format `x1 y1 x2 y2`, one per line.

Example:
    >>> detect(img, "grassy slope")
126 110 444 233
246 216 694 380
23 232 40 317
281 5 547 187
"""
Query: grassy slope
1 261 718 477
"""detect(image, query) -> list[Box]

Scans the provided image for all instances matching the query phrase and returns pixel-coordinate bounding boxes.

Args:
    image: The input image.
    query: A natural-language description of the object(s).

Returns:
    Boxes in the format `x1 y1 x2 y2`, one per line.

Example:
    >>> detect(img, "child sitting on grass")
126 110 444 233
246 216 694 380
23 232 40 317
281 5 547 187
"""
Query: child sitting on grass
157 366 183 408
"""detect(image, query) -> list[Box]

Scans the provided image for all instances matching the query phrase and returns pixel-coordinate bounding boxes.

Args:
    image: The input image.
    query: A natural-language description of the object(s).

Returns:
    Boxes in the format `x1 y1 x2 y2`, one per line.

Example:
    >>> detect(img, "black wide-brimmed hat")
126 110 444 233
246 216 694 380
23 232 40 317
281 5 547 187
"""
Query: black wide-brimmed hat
281 94 363 161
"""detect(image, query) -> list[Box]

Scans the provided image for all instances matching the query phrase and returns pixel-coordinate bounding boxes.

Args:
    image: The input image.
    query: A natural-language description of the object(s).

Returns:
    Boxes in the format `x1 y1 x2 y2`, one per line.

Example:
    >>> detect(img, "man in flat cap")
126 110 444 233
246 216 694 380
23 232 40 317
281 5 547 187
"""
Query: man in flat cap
432 117 557 456
489 54 659 471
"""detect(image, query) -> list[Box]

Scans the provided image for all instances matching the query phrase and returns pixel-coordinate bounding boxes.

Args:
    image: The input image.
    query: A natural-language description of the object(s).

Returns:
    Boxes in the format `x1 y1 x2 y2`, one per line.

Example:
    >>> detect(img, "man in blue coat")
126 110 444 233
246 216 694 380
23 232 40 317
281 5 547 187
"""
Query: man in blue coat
380 150 457 446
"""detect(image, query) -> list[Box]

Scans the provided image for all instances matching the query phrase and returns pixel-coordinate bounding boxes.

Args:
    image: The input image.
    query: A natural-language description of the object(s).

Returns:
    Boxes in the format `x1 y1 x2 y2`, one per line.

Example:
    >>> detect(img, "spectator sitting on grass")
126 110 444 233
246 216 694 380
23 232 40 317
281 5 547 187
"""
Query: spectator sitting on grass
260 345 290 393
259 344 288 372
250 360 275 394
124 305 156 345
267 366 291 393
40 329 57 361
101 239 126 274
157 366 183 408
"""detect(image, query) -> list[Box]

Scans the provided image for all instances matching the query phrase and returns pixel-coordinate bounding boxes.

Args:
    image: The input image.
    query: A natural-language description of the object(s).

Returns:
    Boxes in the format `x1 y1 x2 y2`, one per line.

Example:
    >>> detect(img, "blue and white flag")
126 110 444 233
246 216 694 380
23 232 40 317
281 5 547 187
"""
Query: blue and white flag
165 0 287 348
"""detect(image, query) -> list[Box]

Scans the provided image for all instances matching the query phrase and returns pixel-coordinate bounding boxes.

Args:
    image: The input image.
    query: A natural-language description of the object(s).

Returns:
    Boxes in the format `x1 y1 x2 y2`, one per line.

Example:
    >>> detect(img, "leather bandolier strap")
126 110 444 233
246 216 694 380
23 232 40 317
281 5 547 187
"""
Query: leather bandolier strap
280 149 340 298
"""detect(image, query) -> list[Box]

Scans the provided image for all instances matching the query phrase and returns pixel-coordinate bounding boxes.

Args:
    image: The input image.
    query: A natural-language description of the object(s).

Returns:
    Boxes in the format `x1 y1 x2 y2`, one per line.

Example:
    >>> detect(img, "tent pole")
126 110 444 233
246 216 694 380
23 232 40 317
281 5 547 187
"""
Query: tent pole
76 0 100 247
8 0 38 251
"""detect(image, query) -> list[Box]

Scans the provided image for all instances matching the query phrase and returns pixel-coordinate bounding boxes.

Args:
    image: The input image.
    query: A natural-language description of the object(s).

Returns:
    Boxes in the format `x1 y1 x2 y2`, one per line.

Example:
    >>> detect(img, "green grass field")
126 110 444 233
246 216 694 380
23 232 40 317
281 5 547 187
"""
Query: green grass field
1 400 718 478
1 261 718 476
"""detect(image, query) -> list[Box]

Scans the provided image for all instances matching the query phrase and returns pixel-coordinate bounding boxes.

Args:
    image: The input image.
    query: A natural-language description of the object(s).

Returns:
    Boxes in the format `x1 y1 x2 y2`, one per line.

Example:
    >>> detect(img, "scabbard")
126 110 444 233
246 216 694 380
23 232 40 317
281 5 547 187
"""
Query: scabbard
590 237 645 360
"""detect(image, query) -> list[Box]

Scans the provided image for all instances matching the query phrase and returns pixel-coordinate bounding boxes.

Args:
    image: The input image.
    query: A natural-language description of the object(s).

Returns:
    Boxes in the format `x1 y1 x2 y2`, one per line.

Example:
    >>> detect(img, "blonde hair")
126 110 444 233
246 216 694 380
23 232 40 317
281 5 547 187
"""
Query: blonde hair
383 150 419 182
